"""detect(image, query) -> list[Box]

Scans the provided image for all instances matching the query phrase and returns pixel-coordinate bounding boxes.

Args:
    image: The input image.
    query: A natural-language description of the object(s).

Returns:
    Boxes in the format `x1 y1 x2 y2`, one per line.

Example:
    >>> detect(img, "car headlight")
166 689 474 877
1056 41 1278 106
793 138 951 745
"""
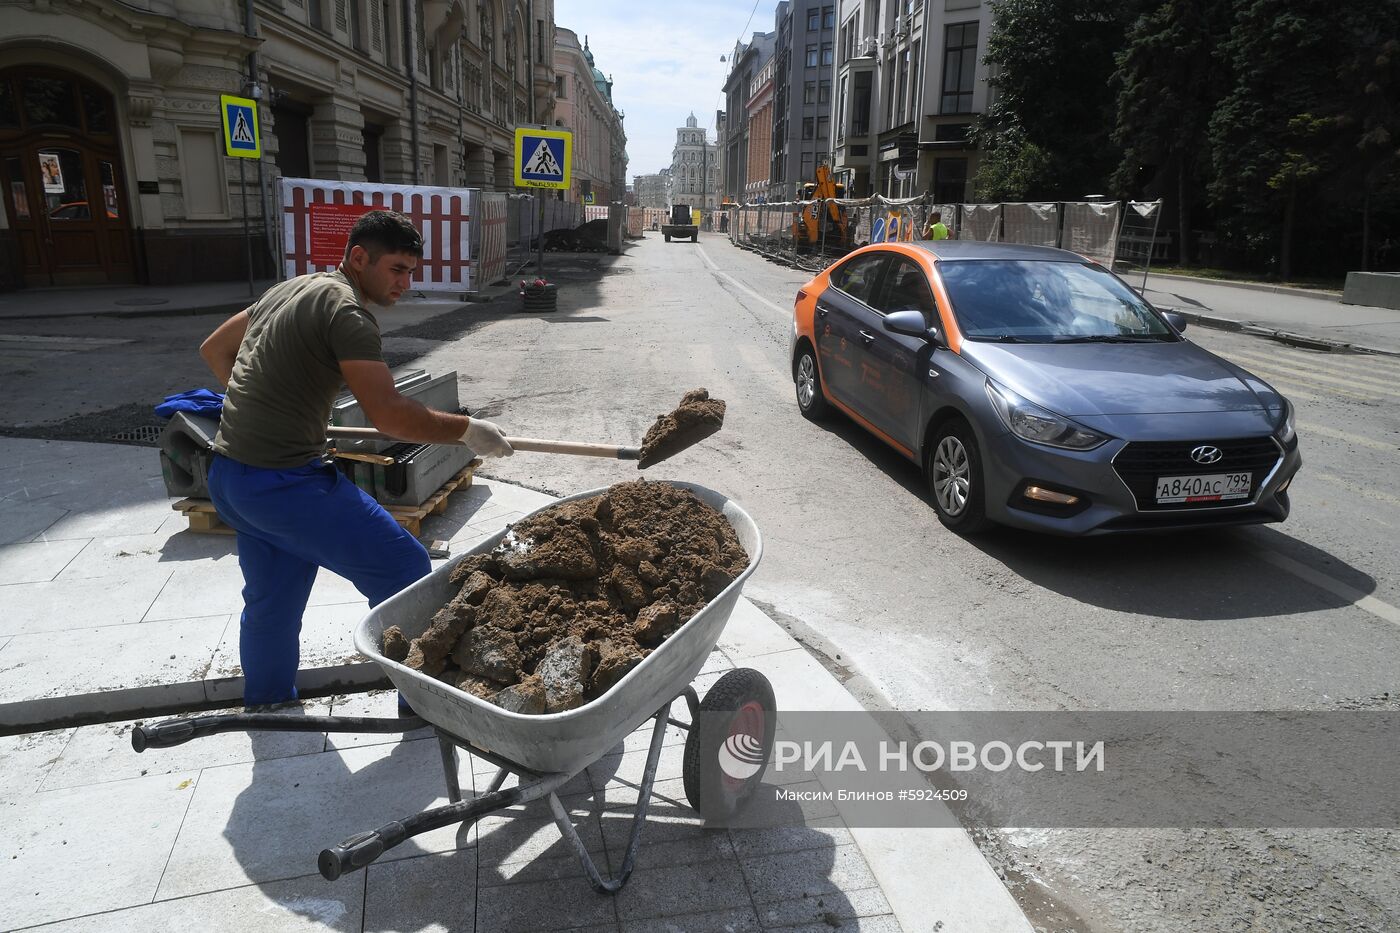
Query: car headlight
985 381 1110 450
1274 399 1296 444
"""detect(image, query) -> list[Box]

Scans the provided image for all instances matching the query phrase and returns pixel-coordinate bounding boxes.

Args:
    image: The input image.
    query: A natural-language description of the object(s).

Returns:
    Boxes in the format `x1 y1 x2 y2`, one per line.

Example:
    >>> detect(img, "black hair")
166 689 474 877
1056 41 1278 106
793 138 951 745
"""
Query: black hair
347 210 424 260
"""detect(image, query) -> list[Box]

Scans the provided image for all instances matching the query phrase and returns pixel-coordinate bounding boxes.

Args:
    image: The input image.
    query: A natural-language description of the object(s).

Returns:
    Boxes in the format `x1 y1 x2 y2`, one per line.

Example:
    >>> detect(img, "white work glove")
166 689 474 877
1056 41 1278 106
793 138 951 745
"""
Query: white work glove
461 418 513 458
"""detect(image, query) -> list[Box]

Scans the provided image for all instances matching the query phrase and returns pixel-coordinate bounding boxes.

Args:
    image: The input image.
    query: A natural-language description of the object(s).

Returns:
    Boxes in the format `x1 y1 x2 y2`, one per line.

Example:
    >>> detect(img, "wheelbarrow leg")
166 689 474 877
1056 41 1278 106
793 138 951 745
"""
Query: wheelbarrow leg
437 736 462 803
549 701 673 894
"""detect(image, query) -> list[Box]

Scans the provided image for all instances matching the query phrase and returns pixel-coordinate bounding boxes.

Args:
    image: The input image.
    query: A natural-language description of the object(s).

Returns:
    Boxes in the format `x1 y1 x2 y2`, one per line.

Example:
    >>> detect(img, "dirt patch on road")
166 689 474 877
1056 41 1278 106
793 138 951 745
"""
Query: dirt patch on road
384 479 748 714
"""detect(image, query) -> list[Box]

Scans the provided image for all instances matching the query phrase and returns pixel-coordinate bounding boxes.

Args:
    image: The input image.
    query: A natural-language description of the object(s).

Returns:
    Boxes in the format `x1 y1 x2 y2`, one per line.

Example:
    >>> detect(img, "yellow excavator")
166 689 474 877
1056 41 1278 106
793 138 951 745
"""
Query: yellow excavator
791 164 854 254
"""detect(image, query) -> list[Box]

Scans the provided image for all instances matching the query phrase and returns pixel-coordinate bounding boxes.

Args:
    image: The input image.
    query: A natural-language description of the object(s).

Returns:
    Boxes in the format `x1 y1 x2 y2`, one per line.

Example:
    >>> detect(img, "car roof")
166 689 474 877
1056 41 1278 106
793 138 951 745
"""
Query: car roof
899 241 1086 263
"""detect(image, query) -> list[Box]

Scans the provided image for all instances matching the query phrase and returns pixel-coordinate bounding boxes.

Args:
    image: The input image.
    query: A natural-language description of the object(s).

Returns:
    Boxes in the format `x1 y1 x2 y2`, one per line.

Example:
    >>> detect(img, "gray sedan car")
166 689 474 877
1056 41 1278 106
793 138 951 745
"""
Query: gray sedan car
789 241 1301 535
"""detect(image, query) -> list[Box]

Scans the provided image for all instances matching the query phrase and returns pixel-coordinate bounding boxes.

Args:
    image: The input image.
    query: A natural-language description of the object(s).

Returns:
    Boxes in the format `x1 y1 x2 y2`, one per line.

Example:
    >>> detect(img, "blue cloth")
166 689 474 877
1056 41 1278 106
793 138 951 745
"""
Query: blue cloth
155 389 225 419
207 454 430 706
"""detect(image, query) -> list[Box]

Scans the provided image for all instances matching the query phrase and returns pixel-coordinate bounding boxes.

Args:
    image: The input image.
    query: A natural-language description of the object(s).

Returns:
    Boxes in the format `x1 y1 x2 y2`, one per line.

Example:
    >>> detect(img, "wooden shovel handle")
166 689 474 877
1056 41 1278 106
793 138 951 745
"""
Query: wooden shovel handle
505 436 641 461
325 426 640 461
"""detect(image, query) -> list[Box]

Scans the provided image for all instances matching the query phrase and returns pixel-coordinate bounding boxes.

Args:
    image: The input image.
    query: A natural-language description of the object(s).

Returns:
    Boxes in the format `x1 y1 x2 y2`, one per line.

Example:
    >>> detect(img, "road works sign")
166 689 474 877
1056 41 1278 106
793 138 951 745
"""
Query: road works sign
513 127 571 189
220 95 261 158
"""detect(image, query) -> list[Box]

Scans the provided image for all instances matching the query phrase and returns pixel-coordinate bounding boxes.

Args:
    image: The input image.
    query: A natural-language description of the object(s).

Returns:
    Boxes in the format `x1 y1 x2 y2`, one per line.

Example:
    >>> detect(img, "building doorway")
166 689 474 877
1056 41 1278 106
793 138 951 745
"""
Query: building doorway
0 67 135 286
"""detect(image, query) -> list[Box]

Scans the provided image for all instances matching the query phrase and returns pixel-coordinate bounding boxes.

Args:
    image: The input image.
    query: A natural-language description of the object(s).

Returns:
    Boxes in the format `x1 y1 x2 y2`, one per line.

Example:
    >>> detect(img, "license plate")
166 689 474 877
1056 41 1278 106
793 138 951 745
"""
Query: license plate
1155 472 1252 504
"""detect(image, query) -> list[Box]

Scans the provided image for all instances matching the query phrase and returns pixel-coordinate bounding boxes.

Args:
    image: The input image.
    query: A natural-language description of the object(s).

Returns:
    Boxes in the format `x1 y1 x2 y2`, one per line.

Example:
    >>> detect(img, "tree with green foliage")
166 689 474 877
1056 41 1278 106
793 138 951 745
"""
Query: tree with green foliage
972 0 1144 201
1207 0 1375 278
1111 0 1231 266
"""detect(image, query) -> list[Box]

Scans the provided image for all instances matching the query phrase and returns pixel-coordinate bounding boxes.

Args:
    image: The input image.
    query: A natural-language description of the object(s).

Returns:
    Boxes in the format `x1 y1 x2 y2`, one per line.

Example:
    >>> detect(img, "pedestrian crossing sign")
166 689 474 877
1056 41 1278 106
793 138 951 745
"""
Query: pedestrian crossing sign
513 127 571 189
220 95 261 159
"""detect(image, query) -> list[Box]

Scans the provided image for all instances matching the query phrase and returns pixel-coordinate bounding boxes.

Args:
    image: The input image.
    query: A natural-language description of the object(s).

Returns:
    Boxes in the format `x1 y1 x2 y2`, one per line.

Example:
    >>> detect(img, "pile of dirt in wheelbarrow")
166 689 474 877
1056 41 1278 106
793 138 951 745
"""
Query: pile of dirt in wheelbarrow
381 479 748 714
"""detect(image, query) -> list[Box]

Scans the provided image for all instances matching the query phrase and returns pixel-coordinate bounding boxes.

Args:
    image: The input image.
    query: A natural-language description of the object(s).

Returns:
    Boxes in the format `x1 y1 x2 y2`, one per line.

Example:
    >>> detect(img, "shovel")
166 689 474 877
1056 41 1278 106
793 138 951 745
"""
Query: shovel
326 389 724 471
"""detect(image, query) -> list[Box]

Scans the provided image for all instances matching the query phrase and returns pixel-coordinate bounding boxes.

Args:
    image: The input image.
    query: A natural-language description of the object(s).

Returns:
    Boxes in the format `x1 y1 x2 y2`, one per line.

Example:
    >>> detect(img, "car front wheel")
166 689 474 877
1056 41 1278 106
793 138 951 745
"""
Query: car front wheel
927 419 992 534
794 346 829 420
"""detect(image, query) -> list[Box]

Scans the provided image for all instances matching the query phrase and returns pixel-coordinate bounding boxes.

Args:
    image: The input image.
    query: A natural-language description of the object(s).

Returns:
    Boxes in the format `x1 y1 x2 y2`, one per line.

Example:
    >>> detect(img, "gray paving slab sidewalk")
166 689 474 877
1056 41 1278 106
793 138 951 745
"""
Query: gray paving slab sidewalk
0 436 1032 932
1141 272 1400 355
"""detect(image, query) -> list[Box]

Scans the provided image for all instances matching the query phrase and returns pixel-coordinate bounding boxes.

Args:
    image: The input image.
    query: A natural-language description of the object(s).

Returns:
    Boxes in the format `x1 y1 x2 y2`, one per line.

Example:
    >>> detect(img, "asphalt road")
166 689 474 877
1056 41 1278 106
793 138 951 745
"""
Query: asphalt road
2 235 1397 931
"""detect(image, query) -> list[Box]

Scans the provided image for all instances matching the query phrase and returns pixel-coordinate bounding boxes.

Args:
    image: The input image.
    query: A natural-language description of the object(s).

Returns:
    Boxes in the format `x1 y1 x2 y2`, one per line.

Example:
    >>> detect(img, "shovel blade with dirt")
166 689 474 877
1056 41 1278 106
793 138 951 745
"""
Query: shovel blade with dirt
325 388 724 469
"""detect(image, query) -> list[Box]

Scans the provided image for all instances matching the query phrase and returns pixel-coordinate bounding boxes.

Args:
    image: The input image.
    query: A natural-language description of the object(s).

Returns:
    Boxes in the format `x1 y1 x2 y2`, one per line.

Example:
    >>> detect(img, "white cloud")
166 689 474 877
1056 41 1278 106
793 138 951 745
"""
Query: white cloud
554 0 777 179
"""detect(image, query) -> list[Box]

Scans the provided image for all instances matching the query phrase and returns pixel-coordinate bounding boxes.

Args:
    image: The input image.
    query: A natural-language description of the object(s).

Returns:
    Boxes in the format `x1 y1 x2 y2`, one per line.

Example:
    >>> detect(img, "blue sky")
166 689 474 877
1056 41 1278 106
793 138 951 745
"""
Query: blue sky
553 0 776 182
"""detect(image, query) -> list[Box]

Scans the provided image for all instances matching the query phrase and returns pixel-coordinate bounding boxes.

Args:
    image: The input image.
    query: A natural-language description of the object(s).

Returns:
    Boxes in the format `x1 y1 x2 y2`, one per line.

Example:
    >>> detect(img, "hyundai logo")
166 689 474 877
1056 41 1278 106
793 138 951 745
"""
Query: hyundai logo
1190 445 1224 465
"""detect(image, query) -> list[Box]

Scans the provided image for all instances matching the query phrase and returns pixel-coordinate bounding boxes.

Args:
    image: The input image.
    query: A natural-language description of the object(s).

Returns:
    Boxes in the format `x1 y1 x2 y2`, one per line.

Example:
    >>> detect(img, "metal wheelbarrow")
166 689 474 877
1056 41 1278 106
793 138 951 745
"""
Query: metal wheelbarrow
131 481 775 893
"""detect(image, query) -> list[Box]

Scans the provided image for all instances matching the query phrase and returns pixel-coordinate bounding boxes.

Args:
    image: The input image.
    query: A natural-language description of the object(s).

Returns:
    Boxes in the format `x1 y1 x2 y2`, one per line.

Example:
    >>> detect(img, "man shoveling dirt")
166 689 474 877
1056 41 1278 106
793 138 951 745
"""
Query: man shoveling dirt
637 388 725 470
383 479 749 714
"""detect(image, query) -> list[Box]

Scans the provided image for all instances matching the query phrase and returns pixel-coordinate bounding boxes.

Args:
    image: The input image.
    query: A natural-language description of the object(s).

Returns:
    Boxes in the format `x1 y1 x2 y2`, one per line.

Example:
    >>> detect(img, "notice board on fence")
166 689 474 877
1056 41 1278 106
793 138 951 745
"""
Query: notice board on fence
280 178 474 291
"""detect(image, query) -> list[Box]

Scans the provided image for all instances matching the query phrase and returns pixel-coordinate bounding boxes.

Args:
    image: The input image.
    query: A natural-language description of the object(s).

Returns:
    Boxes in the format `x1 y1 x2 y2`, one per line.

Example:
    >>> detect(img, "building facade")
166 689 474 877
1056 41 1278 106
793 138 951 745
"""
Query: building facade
633 171 670 210
831 0 992 200
770 0 837 199
669 113 717 212
719 30 773 204
743 52 775 200
0 0 556 290
552 30 626 205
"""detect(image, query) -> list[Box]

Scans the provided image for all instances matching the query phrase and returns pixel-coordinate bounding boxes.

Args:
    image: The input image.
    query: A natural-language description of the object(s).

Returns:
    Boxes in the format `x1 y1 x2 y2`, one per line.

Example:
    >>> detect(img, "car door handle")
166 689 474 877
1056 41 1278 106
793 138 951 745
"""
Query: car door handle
858 330 875 342
816 304 830 317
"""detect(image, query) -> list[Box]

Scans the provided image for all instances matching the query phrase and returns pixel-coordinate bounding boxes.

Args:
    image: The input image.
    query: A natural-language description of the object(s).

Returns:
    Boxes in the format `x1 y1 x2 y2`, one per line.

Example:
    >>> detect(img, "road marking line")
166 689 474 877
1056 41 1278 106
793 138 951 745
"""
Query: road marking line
1222 349 1400 394
1255 549 1400 628
1298 422 1399 454
1235 368 1388 403
695 245 792 316
1312 471 1400 507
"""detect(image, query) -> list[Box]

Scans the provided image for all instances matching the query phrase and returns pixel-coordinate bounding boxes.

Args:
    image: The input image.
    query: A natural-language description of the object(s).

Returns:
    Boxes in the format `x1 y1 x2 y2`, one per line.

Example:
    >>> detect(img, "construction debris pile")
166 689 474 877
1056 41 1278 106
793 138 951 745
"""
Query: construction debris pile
382 479 749 714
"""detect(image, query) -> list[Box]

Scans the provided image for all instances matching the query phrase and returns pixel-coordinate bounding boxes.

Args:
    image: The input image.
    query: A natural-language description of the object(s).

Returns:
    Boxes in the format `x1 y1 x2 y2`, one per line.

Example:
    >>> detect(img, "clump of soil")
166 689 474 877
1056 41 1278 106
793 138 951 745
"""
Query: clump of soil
384 479 748 714
637 388 725 469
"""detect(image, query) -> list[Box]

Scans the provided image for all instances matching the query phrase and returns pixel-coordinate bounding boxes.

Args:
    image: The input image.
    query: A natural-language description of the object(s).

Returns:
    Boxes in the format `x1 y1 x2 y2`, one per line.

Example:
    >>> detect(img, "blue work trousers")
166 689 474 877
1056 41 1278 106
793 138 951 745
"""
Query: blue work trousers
208 454 430 705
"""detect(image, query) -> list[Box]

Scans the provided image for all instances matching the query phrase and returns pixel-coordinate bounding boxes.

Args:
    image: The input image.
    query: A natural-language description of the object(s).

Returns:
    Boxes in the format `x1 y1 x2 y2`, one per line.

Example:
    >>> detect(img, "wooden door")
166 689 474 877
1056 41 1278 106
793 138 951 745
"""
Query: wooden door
0 69 134 286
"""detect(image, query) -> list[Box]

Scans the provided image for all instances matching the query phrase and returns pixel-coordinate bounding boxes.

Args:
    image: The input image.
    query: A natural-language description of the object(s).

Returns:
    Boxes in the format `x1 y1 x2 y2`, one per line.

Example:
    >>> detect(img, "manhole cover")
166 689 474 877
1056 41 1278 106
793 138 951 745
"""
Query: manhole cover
114 298 170 307
109 425 164 443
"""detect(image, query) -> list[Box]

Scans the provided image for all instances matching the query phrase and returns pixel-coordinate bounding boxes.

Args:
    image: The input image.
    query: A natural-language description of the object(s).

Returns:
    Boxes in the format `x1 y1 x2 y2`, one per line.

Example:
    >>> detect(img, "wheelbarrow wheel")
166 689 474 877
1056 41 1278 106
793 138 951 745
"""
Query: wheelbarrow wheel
683 668 775 822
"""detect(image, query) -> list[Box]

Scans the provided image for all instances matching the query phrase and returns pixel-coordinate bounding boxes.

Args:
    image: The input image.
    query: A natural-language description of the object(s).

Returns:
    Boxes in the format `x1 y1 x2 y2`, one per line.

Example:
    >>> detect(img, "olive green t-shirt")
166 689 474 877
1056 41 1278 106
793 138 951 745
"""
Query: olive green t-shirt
212 270 383 468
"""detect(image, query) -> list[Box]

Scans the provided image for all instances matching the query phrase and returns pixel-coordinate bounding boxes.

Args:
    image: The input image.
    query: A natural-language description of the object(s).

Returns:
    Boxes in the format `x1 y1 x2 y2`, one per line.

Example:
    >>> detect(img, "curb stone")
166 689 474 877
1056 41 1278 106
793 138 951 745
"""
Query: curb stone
1176 309 1400 358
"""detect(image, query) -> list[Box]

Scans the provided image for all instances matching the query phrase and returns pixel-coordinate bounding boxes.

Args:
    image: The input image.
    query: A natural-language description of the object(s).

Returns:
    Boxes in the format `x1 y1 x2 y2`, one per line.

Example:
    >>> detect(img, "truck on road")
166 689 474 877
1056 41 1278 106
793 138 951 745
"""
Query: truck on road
661 204 698 243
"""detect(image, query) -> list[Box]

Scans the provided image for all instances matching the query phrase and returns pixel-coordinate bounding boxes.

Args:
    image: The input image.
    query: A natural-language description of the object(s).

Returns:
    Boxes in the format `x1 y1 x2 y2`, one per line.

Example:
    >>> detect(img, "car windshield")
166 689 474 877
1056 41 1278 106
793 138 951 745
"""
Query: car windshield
937 259 1175 343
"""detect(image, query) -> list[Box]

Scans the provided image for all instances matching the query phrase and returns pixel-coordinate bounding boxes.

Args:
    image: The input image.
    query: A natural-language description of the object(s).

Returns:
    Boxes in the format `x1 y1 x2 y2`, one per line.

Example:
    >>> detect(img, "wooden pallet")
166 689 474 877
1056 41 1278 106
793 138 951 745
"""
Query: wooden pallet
172 459 482 538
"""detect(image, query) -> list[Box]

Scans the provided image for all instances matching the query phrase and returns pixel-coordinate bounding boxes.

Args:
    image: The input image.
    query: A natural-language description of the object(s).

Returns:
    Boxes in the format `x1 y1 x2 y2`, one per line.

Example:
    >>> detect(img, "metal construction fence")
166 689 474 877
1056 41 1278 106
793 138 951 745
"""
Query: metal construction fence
497 195 584 280
726 197 1163 276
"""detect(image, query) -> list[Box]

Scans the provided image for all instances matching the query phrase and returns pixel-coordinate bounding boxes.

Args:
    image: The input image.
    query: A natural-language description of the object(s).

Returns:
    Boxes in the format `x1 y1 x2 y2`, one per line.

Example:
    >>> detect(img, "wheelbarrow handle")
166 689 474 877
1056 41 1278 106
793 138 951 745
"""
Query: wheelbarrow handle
318 784 528 880
132 713 428 751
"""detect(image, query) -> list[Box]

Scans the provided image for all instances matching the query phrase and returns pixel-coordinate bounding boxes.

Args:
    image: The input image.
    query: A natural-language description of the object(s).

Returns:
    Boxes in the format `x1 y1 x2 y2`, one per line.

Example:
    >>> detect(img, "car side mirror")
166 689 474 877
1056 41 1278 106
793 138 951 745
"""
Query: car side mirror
883 309 942 345
1161 311 1188 334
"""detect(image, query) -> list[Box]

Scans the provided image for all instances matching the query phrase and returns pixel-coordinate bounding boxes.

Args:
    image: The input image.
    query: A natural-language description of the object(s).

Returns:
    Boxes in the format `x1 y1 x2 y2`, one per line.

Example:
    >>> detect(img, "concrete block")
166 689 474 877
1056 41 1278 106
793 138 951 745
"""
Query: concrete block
622 908 760 932
0 570 173 636
0 614 229 730
476 795 608 886
54 529 231 581
0 497 66 544
35 484 172 541
156 737 465 899
1343 271 1400 310
78 873 365 932
475 873 619 931
614 855 752 922
40 700 334 792
157 412 220 499
0 537 89 585
0 727 75 798
739 843 880 905
0 770 200 929
364 849 477 932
